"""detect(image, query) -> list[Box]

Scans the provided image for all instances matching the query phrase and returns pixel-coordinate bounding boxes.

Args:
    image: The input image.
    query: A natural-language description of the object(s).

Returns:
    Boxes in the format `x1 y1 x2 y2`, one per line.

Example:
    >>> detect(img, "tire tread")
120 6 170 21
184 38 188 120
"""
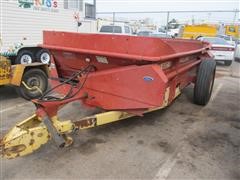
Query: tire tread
194 59 216 105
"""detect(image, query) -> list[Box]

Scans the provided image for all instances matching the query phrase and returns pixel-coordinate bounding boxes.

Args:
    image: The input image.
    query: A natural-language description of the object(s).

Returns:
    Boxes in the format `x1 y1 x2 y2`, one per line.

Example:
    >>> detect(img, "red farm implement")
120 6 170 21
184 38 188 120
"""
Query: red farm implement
0 31 216 159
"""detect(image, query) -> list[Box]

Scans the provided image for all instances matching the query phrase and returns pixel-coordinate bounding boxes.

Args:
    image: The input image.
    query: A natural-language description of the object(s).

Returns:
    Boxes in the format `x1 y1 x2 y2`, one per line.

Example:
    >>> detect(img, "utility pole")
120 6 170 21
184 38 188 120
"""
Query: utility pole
233 8 238 23
94 0 96 19
166 11 169 36
192 15 195 25
207 12 211 22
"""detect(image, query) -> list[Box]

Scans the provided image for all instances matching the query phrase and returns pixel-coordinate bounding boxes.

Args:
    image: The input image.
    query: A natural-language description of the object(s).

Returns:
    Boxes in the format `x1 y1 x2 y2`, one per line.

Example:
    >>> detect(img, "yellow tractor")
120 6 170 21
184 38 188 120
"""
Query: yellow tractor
178 24 218 39
225 25 240 39
0 55 49 99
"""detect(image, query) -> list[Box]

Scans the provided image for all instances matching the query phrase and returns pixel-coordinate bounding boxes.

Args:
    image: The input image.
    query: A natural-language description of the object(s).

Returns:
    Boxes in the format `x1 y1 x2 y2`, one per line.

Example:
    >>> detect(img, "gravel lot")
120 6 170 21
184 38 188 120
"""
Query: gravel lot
0 65 239 179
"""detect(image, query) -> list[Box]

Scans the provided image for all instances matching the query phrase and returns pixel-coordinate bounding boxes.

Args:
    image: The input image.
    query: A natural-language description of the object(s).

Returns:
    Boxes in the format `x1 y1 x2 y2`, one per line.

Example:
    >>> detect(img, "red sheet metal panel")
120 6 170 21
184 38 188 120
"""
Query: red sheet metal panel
41 31 210 62
40 31 211 116
83 64 168 110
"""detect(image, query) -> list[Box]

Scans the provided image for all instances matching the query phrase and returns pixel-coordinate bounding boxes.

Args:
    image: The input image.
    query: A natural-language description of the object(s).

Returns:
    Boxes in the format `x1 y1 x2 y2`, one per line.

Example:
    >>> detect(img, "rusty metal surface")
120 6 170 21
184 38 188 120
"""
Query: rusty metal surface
74 117 97 129
0 56 11 85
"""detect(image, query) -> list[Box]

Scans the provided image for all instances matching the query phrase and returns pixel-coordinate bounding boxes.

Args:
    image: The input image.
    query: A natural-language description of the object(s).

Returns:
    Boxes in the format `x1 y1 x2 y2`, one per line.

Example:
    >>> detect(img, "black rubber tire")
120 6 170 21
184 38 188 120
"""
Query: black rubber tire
224 61 232 66
194 59 216 105
36 49 51 65
235 57 240 63
196 35 203 40
16 68 48 100
15 50 34 64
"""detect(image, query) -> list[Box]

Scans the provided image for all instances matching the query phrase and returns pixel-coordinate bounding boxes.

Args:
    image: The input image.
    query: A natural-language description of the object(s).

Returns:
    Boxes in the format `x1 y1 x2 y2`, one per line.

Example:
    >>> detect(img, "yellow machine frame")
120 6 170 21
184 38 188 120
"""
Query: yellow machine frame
0 87 181 159
0 55 49 87
0 56 11 85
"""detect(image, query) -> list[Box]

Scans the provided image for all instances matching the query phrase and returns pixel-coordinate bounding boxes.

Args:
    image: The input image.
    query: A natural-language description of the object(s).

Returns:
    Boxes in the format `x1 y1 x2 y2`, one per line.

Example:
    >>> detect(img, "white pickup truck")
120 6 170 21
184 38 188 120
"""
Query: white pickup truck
99 24 132 35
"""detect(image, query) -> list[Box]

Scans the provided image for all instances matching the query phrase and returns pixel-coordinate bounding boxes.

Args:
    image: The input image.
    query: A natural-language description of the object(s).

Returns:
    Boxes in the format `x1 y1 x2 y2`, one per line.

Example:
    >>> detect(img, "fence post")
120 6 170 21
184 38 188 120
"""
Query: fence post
166 11 170 35
112 12 116 34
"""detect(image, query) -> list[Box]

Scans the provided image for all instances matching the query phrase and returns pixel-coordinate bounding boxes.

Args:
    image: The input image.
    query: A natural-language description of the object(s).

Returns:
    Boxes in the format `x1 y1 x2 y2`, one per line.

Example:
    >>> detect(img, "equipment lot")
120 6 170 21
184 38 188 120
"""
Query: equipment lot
0 66 239 179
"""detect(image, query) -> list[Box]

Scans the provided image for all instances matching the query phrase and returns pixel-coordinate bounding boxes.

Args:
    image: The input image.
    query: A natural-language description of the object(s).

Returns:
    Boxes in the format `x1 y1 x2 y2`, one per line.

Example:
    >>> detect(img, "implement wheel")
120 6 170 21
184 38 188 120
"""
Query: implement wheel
224 61 232 66
16 68 48 100
194 59 216 105
36 49 51 65
15 50 34 64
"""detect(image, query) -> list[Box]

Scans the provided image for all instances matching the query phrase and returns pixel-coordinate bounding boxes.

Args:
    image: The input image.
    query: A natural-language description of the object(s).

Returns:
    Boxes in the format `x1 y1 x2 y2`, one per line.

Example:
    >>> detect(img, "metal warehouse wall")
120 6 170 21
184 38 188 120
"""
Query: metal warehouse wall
1 0 96 53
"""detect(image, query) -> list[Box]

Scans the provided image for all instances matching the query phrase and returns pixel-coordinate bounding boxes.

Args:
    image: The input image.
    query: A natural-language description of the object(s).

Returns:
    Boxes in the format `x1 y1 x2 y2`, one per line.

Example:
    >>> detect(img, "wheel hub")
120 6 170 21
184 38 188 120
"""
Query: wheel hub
40 53 50 64
27 77 40 91
21 55 32 64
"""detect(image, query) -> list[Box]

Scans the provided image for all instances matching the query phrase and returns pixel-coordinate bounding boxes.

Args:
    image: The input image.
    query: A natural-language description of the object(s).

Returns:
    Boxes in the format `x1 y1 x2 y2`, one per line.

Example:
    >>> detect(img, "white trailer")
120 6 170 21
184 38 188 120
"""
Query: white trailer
0 0 97 64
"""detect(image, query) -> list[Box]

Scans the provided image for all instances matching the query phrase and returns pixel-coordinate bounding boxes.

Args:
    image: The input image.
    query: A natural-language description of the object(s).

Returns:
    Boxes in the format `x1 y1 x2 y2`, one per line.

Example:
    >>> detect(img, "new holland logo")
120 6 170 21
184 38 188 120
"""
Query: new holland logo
143 76 154 82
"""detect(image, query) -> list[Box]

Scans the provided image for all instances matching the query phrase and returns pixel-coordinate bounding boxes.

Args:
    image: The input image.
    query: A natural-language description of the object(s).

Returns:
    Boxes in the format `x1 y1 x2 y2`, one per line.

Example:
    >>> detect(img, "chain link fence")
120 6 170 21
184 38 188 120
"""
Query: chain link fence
96 10 239 35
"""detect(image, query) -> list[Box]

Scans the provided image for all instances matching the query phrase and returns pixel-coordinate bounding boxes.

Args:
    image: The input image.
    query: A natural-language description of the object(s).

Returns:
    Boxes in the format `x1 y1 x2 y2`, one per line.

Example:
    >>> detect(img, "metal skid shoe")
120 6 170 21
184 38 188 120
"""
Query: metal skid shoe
0 115 49 159
0 110 130 158
0 113 75 159
0 109 136 158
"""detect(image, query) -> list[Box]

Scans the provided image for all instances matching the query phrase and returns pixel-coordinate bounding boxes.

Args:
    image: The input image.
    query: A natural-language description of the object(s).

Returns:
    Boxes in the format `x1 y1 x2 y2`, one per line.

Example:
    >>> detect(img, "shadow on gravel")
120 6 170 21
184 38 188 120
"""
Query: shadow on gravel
0 85 19 100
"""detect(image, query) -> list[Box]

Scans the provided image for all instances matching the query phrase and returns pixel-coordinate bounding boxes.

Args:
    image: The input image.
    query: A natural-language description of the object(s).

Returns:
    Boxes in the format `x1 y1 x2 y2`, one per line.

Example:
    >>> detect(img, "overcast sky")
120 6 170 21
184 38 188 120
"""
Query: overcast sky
94 0 239 25
96 0 239 12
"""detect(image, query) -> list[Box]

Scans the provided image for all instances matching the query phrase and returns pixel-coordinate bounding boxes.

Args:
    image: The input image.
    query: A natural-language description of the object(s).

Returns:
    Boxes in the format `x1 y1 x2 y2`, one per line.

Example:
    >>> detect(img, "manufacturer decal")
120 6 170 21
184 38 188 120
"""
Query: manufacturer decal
96 56 108 64
160 61 172 69
62 52 76 59
143 76 154 82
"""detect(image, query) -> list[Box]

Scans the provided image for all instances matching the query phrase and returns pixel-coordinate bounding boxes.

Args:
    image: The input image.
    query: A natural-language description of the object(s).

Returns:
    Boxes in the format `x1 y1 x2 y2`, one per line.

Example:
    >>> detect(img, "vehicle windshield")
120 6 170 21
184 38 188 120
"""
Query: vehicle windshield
137 31 153 36
151 33 170 38
218 35 230 41
100 26 122 33
202 37 229 45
